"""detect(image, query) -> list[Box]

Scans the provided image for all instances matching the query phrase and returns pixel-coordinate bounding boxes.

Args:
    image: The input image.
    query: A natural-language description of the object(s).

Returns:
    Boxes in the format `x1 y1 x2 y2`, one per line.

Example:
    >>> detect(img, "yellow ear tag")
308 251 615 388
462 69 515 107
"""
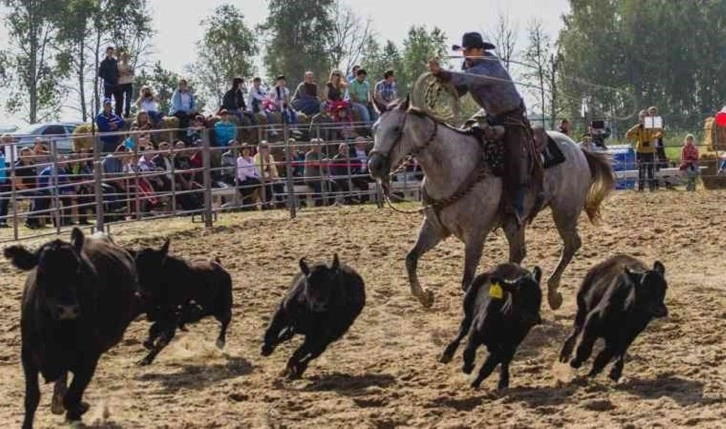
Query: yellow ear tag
489 282 504 299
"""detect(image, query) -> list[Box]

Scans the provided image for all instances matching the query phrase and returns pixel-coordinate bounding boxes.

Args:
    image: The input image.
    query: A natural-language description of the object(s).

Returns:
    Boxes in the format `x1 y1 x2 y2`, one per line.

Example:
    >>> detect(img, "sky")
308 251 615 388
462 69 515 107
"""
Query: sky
0 0 570 125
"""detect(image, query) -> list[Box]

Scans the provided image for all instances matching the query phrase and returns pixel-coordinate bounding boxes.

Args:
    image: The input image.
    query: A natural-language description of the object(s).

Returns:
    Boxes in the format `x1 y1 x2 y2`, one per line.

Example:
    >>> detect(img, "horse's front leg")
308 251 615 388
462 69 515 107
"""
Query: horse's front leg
461 233 486 292
406 216 447 308
503 218 526 264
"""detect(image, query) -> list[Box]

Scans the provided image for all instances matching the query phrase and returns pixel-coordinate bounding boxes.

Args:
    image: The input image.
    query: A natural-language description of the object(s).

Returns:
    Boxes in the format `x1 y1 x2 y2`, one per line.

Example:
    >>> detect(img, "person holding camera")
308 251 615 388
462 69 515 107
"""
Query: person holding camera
626 109 661 192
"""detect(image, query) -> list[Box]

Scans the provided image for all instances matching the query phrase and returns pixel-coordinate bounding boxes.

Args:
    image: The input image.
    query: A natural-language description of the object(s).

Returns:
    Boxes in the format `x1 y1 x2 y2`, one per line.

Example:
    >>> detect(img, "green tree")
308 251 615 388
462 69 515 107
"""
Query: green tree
2 0 67 123
190 4 258 108
362 37 403 89
522 19 562 128
134 62 181 115
259 0 335 87
399 25 448 94
328 0 371 73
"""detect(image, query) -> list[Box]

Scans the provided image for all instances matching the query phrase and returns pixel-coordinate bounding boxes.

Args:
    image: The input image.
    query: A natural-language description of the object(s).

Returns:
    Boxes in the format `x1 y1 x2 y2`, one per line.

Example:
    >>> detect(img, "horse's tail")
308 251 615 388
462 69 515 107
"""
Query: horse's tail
582 150 615 224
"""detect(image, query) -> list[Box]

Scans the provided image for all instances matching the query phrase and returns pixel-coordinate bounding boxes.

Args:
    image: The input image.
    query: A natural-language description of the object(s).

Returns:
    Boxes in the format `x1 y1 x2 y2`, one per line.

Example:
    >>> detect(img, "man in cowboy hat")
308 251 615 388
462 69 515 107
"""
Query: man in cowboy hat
428 32 540 225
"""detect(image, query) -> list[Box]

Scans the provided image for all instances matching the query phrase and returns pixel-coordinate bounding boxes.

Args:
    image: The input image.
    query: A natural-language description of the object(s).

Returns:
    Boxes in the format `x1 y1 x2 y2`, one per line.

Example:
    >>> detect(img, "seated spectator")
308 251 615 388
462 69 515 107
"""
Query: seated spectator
189 140 203 184
131 110 157 144
172 141 202 210
304 139 337 206
348 68 376 125
220 140 240 185
235 143 262 204
347 65 360 83
285 140 306 178
558 119 571 136
292 71 321 116
214 110 238 148
67 152 93 225
169 79 197 140
31 138 50 165
102 144 129 195
0 134 10 228
373 70 398 113
254 141 284 208
270 75 302 136
248 77 277 136
187 115 207 143
323 70 349 116
35 157 73 227
135 86 162 124
96 98 125 153
330 143 356 204
152 141 174 191
349 137 371 199
680 133 699 192
138 146 165 192
221 77 257 125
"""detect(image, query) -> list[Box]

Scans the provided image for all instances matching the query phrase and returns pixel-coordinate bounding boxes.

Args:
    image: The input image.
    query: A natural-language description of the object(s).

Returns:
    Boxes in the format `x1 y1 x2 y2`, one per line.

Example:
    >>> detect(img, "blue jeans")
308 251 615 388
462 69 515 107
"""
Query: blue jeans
281 108 297 126
351 102 371 124
292 98 321 115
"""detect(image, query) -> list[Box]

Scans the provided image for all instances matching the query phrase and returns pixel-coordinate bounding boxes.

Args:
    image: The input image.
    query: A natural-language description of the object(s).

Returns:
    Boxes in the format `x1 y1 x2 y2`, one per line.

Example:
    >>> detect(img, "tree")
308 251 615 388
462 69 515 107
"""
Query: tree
522 19 561 128
361 37 403 88
2 0 67 123
400 26 448 94
259 0 335 86
328 0 371 73
484 11 519 70
134 62 181 115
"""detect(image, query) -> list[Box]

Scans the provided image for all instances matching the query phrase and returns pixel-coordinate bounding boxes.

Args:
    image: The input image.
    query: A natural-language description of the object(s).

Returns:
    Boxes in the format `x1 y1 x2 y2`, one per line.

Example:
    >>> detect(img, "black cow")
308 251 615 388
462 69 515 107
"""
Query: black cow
130 239 233 366
439 263 543 390
559 254 668 381
4 228 139 429
261 254 365 379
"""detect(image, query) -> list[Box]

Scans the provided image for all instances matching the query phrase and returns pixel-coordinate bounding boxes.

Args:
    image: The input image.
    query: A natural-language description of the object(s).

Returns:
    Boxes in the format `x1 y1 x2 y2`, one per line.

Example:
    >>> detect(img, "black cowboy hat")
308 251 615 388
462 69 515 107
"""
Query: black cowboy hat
452 32 496 51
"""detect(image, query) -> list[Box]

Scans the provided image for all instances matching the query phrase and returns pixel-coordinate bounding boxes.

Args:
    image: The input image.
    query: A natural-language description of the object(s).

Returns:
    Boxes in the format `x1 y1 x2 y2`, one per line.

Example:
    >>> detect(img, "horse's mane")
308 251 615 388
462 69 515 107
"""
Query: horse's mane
385 98 476 138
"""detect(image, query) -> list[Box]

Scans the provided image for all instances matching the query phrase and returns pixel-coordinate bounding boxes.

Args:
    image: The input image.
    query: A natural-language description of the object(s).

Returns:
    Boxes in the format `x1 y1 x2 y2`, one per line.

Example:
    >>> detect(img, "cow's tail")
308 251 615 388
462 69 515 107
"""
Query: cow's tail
582 150 615 224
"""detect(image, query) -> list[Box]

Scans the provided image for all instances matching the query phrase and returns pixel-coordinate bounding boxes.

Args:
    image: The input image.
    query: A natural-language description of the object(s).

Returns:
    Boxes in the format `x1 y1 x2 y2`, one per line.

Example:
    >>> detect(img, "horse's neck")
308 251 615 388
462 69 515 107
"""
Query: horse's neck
415 127 481 198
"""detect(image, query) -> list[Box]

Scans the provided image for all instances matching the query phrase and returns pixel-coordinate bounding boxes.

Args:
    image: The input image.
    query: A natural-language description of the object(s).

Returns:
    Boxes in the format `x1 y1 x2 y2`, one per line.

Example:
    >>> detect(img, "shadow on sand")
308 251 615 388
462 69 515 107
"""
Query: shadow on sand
137 356 254 393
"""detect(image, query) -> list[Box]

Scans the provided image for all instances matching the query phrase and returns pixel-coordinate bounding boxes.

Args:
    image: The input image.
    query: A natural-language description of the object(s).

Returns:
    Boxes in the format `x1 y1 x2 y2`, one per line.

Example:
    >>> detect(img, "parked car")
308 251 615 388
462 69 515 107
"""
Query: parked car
3 122 83 162
0 124 18 134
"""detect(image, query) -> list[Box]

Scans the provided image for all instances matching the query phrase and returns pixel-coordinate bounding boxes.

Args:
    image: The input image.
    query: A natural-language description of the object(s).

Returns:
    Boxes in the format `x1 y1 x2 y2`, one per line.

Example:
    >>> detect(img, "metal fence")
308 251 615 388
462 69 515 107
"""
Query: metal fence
0 121 425 243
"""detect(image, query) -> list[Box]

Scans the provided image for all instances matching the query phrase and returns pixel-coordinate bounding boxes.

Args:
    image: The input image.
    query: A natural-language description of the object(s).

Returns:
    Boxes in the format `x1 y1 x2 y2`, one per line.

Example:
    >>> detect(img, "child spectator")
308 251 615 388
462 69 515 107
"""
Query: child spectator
214 110 238 148
680 133 699 192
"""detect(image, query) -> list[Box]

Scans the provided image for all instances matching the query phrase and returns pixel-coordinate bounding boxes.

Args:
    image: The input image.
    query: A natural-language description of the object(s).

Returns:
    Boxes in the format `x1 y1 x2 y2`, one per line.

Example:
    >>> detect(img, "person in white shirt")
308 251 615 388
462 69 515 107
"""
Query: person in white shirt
248 77 277 136
271 75 302 136
135 86 162 124
236 143 262 204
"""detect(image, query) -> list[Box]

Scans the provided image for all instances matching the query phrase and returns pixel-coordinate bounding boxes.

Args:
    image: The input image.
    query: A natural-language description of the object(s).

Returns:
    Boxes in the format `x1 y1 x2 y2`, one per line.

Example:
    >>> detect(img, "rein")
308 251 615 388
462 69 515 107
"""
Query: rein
377 110 488 215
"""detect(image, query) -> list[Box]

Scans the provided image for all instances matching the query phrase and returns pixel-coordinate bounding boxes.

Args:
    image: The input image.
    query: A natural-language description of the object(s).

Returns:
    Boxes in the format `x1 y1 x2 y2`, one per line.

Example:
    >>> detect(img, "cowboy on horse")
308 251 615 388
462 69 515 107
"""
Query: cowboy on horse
427 32 541 225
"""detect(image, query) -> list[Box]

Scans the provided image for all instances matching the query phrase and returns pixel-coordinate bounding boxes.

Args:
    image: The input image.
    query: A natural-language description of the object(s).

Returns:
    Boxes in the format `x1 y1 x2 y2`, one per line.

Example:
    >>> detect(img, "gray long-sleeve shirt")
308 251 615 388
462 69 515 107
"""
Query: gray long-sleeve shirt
439 55 523 116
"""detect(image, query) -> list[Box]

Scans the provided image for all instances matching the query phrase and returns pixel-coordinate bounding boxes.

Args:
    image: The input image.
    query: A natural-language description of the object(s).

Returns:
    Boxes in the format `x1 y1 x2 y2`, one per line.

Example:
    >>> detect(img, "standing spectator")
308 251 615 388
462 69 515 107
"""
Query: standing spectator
648 106 668 168
118 51 135 118
626 109 660 192
221 77 256 125
236 143 262 204
214 110 238 148
254 141 284 208
271 75 302 136
558 119 571 136
680 134 699 192
348 68 375 125
169 79 197 139
373 70 397 113
292 71 321 115
96 98 126 153
135 86 162 124
0 134 10 227
13 148 38 228
304 140 337 206
98 46 124 116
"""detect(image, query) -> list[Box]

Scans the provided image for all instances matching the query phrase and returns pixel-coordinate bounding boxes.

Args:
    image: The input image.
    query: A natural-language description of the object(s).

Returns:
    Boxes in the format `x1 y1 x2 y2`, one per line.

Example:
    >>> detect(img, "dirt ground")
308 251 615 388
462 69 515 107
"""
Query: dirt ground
0 190 724 428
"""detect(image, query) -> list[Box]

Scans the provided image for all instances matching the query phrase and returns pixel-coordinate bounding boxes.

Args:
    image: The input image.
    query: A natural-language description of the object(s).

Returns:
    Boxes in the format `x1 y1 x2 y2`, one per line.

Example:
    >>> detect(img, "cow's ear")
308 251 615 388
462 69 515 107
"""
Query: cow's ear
299 258 310 276
71 227 85 253
159 239 170 259
653 261 665 276
625 267 645 284
530 266 543 285
331 253 340 270
4 246 39 271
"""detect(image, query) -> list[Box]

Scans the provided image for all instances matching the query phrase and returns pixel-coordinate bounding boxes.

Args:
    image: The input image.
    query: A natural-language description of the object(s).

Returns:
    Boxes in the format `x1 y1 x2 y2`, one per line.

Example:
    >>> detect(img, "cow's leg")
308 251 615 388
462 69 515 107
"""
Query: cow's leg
21 348 40 429
440 313 473 364
503 218 526 264
471 352 500 389
609 354 625 382
138 323 177 366
51 371 68 415
262 306 290 356
462 332 484 375
143 321 165 350
559 294 588 363
294 336 333 377
214 308 232 350
547 205 583 310
214 284 234 349
588 345 616 378
63 358 98 422
497 347 517 391
570 312 600 369
406 217 447 308
284 336 314 379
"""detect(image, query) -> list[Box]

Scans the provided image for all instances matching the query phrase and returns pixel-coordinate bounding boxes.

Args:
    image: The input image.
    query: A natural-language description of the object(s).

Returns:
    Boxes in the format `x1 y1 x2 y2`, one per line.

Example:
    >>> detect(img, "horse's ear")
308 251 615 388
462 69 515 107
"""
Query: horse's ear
400 94 410 110
331 253 340 270
299 258 310 276
159 239 170 259
71 227 85 253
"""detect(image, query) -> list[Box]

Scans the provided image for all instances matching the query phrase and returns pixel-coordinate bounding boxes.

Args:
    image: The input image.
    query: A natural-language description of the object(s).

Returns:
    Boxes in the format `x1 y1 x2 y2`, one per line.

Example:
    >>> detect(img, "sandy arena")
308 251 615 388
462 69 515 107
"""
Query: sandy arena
0 190 724 428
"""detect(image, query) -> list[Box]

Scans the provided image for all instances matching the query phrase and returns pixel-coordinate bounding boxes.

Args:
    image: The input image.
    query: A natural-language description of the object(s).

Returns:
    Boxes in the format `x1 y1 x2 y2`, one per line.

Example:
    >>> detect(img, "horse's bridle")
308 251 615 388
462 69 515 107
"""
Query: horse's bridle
369 110 439 177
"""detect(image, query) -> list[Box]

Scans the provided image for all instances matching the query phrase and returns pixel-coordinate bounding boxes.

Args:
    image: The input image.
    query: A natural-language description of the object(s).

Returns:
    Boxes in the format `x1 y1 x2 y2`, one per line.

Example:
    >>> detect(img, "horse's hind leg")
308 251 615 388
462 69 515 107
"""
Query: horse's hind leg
547 206 582 310
406 217 447 308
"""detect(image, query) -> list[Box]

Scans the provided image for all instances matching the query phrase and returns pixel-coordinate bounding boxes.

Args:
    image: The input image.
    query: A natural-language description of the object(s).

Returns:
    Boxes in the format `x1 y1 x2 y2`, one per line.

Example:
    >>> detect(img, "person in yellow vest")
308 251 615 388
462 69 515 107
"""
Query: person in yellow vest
626 109 662 191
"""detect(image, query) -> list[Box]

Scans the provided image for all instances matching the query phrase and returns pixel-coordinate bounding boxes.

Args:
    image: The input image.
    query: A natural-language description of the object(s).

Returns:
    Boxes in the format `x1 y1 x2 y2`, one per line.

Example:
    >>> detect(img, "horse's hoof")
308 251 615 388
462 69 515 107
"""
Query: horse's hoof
548 291 563 310
462 363 474 375
569 359 582 369
419 289 435 309
51 395 65 415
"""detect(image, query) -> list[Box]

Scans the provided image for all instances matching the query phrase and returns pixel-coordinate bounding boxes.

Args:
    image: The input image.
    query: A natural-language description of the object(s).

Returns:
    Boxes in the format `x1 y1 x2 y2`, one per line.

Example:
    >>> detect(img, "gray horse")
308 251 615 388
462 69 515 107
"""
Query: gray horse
368 96 614 310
